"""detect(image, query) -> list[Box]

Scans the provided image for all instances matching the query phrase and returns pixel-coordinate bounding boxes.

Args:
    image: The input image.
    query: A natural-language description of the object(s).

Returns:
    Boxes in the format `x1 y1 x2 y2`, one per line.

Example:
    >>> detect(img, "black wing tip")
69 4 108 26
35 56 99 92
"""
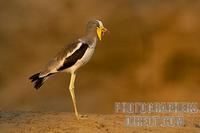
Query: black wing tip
34 78 44 90
29 73 40 82
29 72 44 90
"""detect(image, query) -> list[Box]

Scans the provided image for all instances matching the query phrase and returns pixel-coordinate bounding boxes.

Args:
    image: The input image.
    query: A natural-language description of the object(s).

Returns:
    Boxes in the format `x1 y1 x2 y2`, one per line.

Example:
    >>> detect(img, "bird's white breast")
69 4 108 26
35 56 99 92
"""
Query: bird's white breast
67 42 96 73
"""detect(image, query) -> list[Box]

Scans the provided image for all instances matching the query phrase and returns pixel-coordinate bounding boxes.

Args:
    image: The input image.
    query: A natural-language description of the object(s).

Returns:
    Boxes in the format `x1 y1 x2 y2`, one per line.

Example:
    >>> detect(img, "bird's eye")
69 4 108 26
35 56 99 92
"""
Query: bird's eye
96 22 100 27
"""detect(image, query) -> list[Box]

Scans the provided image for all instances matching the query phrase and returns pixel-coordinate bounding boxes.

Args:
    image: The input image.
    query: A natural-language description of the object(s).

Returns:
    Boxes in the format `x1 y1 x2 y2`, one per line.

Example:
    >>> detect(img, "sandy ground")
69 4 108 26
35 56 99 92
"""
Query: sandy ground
0 111 200 133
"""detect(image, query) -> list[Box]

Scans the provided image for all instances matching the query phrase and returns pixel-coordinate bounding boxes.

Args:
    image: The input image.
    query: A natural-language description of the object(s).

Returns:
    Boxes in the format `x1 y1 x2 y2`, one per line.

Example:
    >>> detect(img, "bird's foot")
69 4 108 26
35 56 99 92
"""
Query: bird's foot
77 114 88 120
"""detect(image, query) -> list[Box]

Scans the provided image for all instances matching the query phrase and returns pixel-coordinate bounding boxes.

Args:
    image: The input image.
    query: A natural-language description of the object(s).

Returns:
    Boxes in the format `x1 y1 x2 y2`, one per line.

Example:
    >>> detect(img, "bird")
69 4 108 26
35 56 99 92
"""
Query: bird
29 20 108 120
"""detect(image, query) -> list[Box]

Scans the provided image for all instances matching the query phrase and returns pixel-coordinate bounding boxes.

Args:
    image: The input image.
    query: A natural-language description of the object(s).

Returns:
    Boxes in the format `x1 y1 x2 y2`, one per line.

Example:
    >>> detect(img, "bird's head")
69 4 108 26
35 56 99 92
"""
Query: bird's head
85 20 108 41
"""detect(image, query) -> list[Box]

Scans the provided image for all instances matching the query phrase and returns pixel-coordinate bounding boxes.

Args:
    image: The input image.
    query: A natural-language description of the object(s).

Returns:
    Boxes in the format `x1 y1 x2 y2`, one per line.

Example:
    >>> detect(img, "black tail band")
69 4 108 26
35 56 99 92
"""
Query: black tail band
29 73 44 90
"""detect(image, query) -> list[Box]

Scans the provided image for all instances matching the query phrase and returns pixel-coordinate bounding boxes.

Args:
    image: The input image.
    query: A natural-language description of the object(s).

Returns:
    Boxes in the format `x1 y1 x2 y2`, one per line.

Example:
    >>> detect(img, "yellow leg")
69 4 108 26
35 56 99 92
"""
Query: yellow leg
69 73 79 119
69 73 88 120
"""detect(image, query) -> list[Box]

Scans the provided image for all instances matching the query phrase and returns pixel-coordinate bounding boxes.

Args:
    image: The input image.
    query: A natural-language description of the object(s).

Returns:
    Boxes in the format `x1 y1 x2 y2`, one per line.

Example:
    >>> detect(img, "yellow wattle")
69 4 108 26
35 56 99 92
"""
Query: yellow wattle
97 28 102 40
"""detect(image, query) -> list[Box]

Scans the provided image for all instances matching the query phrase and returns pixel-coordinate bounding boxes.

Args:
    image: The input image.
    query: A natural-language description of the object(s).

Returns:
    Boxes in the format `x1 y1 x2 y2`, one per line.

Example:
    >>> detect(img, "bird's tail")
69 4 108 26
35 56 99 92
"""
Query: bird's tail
29 73 46 90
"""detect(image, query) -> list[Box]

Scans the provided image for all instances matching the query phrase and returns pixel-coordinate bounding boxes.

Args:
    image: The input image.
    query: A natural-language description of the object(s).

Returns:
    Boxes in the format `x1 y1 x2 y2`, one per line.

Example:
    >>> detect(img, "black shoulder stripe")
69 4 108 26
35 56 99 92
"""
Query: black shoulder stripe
57 43 89 71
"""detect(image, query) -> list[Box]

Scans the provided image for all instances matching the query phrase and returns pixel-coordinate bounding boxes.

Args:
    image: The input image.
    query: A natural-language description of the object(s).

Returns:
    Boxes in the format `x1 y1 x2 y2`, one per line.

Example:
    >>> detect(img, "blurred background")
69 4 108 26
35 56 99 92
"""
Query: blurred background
0 0 200 113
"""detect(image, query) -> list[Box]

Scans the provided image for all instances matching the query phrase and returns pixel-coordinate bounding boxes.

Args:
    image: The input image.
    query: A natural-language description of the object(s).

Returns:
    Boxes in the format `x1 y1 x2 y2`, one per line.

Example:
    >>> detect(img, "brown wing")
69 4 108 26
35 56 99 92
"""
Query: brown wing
57 43 89 71
39 40 80 77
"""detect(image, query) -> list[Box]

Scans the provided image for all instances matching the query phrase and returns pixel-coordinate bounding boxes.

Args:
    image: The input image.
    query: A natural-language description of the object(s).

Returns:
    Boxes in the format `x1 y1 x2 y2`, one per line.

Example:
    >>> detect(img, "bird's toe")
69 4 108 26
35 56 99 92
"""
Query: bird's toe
79 114 88 120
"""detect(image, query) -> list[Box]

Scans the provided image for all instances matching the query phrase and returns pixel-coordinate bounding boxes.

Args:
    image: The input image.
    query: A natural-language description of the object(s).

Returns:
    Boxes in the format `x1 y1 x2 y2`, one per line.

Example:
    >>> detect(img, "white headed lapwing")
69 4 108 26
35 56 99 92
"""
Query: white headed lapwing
29 20 108 120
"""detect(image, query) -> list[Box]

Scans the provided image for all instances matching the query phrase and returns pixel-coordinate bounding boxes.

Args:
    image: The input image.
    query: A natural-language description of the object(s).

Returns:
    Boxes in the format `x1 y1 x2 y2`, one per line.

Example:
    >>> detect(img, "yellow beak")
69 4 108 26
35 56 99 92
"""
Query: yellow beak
97 26 108 41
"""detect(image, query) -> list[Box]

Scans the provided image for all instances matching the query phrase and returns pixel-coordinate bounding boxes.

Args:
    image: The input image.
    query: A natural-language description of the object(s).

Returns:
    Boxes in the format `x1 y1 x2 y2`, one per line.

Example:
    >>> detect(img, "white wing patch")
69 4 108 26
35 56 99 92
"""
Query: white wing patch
66 42 82 57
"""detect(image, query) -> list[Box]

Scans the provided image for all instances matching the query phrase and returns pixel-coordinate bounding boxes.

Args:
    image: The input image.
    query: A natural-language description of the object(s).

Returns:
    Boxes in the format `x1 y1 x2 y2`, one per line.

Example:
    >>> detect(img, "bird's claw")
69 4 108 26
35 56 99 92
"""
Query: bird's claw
77 114 88 120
